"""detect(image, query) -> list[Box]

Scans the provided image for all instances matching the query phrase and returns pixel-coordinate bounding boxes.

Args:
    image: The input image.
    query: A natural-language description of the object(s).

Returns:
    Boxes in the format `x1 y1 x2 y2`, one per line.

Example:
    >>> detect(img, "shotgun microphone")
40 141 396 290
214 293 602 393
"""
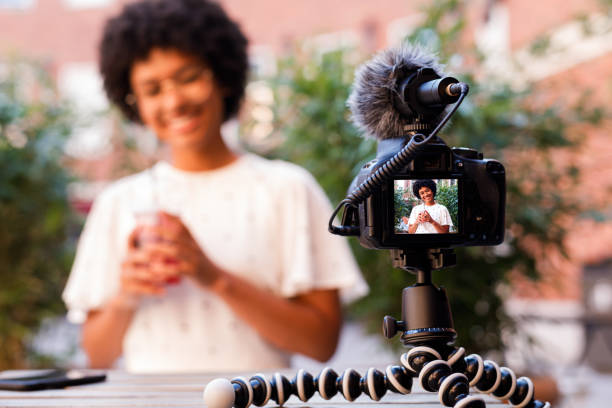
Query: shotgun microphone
347 45 468 140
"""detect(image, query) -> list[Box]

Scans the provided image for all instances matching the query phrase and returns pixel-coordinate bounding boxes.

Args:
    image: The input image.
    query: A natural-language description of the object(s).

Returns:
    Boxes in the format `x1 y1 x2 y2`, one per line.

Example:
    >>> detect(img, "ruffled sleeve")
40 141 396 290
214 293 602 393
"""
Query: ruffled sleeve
408 204 420 225
440 204 453 227
276 163 369 303
62 187 127 324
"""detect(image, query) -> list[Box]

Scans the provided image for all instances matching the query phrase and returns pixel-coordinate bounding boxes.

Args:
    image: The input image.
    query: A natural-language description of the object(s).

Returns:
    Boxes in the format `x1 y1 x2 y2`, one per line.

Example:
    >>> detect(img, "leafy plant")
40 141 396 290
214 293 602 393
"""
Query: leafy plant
436 183 458 229
0 58 77 369
394 187 414 227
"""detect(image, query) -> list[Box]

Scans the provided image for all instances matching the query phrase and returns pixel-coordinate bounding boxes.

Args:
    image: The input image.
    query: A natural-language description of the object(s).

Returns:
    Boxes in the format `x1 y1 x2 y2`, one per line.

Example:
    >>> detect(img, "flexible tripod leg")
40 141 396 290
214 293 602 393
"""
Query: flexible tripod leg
203 348 552 408
203 364 413 408
401 346 551 408
400 346 484 407
203 251 552 408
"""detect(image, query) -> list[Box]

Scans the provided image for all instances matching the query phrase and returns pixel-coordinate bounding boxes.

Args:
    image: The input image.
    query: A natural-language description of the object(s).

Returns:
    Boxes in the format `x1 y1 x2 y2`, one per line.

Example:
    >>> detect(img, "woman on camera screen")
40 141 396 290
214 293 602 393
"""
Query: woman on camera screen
403 179 453 234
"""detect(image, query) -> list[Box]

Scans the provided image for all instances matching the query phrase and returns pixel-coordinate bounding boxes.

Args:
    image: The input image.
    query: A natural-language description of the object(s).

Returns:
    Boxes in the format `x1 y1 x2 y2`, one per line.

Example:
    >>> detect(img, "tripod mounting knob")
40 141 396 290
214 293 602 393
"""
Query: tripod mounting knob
382 316 405 339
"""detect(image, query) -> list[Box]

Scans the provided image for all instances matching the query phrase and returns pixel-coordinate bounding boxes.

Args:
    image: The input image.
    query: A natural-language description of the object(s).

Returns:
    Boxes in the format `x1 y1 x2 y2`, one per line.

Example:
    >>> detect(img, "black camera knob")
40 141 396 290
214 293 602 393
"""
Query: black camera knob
383 316 405 339
486 160 505 175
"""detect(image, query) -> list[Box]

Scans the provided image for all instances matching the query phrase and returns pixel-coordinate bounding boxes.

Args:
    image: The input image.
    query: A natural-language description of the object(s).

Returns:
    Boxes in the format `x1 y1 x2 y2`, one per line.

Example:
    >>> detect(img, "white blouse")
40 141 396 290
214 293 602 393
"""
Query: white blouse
62 154 368 373
407 203 454 234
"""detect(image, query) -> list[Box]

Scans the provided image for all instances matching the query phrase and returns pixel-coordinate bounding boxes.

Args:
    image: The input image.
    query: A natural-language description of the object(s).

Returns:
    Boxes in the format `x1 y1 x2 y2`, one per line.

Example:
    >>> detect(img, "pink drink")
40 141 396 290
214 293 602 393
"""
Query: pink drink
134 211 181 285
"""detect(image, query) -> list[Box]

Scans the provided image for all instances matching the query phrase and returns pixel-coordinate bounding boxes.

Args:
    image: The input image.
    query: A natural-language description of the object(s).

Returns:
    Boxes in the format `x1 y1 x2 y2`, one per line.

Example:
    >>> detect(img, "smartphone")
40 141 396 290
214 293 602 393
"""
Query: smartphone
0 369 106 391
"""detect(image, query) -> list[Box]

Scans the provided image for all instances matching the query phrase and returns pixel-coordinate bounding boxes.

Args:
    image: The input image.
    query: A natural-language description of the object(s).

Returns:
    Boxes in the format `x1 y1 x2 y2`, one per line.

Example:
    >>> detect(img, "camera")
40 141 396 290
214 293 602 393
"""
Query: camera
342 136 505 250
329 47 507 254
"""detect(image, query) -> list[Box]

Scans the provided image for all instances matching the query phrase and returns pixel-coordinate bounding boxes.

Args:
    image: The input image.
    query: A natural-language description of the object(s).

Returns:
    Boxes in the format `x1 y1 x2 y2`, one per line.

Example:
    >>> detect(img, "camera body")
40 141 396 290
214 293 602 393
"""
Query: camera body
344 137 505 250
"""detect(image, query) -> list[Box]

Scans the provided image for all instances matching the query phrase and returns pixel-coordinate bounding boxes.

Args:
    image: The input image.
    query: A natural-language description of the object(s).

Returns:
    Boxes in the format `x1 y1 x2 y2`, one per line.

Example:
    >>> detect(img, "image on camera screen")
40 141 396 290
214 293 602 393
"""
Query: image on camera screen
394 179 459 234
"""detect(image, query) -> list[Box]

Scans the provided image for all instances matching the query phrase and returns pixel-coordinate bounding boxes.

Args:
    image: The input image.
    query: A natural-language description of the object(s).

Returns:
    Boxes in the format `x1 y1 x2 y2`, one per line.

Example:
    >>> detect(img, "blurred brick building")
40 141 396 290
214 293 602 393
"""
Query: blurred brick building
1 0 611 369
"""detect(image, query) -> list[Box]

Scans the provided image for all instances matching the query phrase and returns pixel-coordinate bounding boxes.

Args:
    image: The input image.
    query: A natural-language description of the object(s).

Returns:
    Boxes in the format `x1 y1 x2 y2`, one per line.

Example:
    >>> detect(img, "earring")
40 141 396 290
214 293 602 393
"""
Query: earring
125 93 137 106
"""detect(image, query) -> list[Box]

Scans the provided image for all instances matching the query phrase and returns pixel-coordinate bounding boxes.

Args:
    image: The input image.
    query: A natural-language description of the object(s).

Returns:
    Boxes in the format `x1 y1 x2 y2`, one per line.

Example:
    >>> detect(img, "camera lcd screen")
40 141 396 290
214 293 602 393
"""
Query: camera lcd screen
394 178 459 235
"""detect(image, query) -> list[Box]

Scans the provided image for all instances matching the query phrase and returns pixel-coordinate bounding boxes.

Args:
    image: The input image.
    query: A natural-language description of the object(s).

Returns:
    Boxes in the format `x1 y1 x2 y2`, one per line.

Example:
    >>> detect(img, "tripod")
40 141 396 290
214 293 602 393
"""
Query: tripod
203 248 551 408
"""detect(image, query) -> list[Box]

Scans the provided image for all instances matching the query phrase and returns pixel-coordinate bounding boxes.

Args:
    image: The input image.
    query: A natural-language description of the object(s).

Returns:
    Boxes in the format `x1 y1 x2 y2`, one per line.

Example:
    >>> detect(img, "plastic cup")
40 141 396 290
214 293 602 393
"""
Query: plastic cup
133 211 182 285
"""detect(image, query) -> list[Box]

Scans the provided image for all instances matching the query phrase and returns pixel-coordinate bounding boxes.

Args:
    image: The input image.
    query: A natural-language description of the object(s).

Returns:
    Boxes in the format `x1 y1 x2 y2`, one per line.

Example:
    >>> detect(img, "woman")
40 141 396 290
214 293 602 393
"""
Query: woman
405 179 453 234
62 0 367 373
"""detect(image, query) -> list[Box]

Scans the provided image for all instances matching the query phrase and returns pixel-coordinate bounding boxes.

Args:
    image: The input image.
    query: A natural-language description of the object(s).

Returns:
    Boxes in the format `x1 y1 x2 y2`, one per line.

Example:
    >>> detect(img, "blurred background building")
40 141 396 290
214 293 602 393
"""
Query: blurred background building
1 0 611 405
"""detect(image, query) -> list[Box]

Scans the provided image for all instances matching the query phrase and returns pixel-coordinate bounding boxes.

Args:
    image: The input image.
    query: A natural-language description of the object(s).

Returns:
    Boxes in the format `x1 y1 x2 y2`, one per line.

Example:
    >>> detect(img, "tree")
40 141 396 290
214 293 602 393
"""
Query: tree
244 0 605 355
0 58 77 368
436 183 458 229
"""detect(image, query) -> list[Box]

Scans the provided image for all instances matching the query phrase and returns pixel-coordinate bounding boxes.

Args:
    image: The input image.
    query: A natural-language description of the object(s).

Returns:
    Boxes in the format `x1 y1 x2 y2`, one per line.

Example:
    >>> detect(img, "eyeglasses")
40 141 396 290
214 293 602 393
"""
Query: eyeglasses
126 65 214 107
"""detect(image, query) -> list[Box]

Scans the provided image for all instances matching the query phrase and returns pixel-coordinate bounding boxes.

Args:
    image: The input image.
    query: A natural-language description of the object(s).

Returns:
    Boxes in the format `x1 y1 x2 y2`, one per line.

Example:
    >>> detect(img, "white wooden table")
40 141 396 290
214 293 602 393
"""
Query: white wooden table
0 370 509 408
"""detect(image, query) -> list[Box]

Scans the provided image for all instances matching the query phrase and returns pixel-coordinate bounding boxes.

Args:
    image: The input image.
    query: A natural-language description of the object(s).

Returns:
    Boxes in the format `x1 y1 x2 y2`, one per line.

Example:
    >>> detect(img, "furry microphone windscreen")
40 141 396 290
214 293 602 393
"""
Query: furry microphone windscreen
347 45 445 140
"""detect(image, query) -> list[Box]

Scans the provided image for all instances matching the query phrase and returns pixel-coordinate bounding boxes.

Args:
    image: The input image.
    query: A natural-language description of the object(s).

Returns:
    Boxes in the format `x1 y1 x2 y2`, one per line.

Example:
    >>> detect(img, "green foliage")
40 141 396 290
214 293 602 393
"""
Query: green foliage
0 59 77 369
261 49 376 204
394 188 414 227
247 0 606 355
436 184 458 229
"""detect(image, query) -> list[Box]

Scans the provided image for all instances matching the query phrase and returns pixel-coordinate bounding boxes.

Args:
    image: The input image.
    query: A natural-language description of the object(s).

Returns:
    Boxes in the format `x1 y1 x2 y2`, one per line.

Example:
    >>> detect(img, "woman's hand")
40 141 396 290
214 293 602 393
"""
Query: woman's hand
142 211 222 288
118 227 171 303
419 211 433 224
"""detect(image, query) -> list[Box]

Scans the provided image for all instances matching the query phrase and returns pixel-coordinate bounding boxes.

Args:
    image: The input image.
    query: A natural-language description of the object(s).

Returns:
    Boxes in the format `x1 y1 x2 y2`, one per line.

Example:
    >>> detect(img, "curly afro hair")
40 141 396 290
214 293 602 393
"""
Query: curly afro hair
412 179 437 200
99 0 249 123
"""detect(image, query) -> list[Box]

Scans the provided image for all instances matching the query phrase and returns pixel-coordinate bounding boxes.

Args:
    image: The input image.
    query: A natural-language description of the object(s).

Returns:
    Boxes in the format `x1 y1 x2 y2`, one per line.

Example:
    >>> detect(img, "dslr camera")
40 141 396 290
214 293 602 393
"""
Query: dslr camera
330 47 505 255
345 137 505 250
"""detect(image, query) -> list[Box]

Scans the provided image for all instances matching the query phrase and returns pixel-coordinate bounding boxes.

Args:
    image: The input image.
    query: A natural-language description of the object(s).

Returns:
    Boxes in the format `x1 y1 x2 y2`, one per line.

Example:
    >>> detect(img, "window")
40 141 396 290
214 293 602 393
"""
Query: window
58 62 112 158
0 0 36 9
62 0 112 9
